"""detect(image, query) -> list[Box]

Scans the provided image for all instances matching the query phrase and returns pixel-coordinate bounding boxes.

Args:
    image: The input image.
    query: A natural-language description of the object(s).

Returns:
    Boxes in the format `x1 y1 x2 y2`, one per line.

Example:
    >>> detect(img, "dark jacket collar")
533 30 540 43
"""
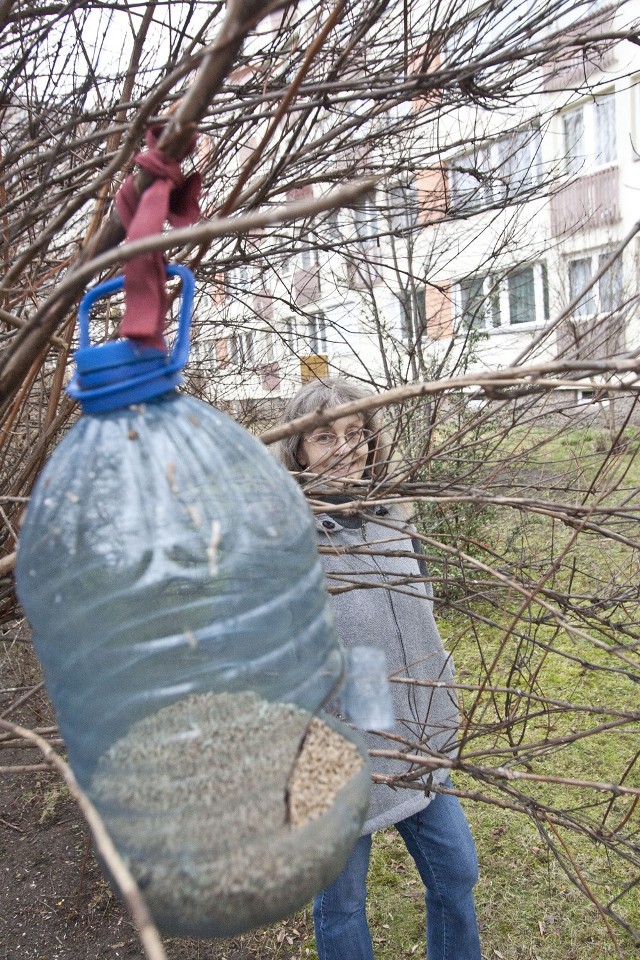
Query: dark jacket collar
314 493 390 531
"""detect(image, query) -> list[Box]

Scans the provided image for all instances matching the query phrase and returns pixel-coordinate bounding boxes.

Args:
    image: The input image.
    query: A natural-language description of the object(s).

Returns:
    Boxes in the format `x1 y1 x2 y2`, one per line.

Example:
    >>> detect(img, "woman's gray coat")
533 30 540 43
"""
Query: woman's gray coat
315 502 459 835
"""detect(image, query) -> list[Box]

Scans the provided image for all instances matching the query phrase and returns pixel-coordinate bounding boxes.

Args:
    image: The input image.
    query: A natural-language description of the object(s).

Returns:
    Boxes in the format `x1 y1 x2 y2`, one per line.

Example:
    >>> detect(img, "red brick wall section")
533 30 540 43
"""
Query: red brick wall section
417 167 448 224
426 282 452 340
215 338 230 367
211 273 226 305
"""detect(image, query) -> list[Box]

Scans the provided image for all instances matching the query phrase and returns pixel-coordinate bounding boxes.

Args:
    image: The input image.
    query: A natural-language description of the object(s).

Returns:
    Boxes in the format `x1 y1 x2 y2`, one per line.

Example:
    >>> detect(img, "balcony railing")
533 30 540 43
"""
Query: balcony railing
293 267 320 306
549 167 620 237
542 9 615 91
258 361 280 391
556 313 625 362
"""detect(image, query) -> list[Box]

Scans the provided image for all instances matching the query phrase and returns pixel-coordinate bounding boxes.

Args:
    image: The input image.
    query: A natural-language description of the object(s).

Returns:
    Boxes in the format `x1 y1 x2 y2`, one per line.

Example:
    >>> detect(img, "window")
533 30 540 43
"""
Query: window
394 285 427 341
568 250 623 318
324 298 359 356
508 266 536 325
306 313 328 354
595 95 616 164
450 149 492 211
563 108 586 177
497 127 541 197
228 330 255 366
568 259 594 317
353 198 379 242
450 124 541 211
228 265 251 292
325 209 342 240
632 77 640 160
190 341 206 371
387 180 418 233
459 275 501 328
299 245 319 270
261 330 275 363
577 388 610 406
562 93 617 176
283 317 300 354
456 264 548 330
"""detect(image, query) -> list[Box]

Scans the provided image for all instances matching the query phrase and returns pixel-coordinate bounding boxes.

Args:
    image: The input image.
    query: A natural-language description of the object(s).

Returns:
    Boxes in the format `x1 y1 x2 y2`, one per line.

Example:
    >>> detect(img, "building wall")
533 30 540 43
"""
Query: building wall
196 4 640 413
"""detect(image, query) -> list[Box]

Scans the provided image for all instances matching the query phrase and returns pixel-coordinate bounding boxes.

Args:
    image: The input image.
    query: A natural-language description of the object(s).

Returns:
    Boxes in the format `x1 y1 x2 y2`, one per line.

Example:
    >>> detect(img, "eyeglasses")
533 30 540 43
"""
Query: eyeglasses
304 427 372 449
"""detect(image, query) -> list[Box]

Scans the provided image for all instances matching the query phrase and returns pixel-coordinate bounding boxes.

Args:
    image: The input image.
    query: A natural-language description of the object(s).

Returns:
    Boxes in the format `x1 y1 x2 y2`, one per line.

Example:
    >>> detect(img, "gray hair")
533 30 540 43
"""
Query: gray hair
276 377 387 477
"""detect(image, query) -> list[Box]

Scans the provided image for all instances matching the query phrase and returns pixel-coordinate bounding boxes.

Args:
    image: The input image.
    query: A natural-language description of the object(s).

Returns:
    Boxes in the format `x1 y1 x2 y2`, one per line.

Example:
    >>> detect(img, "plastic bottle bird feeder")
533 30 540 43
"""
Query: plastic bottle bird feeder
15 266 371 938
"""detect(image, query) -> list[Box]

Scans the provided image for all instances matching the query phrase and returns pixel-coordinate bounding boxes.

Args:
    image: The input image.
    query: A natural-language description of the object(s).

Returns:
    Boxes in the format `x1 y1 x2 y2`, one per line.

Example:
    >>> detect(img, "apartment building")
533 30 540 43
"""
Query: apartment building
194 1 640 417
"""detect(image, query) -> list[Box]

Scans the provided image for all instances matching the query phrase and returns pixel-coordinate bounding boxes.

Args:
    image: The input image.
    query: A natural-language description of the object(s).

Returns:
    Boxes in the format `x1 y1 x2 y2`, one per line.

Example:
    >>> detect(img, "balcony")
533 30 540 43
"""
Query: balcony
556 313 625 362
549 167 620 237
293 267 320 306
258 361 280 391
253 292 273 320
542 9 615 91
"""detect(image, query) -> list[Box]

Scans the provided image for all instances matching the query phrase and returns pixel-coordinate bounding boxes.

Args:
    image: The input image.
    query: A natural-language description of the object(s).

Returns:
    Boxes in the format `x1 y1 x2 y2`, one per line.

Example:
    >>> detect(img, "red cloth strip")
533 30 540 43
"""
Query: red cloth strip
115 127 201 351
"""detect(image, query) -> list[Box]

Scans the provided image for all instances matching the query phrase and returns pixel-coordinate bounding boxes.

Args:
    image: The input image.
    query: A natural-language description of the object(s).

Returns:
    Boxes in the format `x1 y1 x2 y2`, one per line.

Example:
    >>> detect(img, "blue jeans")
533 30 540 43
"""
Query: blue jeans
313 786 481 960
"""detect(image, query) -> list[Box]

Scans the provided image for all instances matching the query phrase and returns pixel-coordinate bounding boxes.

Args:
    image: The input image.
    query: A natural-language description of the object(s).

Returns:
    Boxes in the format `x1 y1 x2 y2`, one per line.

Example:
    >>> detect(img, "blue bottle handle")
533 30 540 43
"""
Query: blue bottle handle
69 264 197 413
77 263 195 373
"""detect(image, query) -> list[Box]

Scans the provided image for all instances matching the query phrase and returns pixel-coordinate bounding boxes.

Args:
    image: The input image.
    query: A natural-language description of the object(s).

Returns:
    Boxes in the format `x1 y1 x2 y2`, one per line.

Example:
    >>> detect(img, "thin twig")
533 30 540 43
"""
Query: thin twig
0 681 44 719
259 357 640 444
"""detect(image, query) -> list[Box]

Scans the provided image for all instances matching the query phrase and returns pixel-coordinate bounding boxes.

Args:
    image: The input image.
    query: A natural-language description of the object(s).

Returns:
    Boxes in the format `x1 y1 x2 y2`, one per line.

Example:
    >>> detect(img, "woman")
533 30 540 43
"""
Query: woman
278 377 481 960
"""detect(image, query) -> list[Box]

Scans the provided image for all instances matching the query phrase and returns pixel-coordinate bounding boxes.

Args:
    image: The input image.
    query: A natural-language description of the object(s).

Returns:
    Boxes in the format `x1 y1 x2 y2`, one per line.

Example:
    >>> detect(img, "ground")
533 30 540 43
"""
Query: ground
3 617 637 960
0 622 309 960
0 774 311 960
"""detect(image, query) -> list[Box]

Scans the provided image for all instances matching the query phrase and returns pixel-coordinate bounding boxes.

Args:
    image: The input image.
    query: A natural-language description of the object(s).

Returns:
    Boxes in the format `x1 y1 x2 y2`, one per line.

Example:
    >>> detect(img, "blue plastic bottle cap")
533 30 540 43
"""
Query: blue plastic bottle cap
67 338 183 414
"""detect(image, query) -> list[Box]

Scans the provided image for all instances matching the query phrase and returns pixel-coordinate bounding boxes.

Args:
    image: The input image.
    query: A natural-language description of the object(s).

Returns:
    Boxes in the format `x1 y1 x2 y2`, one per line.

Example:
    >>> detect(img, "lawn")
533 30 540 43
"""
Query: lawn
168 423 640 960
424 421 640 957
4 420 638 960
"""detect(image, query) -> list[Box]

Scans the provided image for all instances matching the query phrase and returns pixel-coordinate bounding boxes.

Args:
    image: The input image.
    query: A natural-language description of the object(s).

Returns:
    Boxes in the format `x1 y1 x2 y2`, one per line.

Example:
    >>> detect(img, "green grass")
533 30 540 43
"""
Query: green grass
155 422 640 959
180 803 637 960
398 420 640 957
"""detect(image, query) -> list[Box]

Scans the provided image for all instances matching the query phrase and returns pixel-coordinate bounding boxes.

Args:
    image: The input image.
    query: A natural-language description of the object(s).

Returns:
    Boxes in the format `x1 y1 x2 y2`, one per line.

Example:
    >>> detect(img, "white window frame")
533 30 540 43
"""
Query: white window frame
561 91 617 177
567 249 624 319
353 197 380 244
387 179 418 234
299 245 319 270
305 312 328 354
457 273 502 329
450 124 541 212
324 298 360 356
260 329 275 363
189 340 207 372
325 209 343 241
282 317 300 355
392 285 427 342
455 263 548 331
228 264 251 293
228 329 255 367
197 337 217 372
631 76 640 161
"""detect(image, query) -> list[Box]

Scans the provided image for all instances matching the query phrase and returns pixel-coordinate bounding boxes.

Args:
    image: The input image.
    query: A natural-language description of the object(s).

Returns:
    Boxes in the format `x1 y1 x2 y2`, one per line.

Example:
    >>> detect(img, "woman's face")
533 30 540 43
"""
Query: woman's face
298 415 371 483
